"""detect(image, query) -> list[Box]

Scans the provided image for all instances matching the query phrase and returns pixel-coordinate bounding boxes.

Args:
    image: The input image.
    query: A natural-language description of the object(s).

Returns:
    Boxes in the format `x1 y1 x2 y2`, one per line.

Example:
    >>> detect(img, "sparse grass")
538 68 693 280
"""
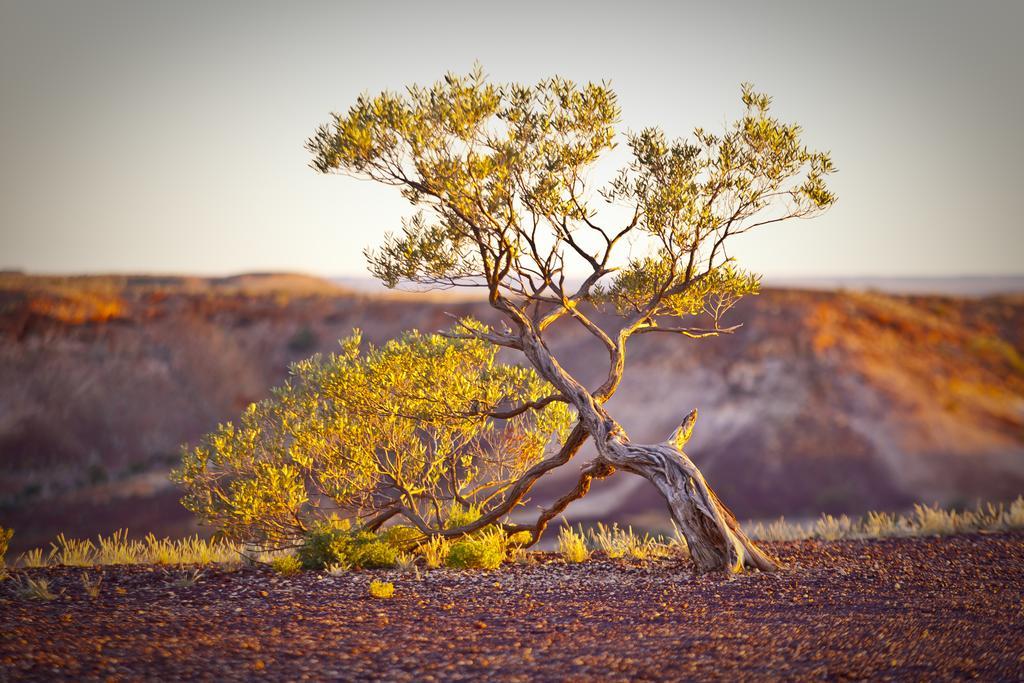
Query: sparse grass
588 523 672 560
557 526 589 563
172 568 205 588
80 572 102 598
18 548 47 568
395 552 418 574
14 530 241 568
421 536 451 569
13 575 60 601
368 580 394 599
746 496 1024 542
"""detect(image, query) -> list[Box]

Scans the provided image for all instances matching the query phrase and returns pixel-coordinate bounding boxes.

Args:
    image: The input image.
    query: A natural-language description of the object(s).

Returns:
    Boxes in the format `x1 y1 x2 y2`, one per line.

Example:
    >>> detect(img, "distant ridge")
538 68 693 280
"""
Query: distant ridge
764 275 1024 297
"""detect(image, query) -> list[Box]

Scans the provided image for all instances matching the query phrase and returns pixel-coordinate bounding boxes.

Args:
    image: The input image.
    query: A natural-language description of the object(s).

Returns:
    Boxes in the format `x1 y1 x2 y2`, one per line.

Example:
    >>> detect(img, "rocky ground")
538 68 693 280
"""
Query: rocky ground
2 532 1023 681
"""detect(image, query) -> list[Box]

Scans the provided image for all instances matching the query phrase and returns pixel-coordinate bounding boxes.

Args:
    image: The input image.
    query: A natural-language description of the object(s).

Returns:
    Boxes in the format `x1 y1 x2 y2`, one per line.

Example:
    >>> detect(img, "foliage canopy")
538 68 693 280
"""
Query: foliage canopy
175 326 572 546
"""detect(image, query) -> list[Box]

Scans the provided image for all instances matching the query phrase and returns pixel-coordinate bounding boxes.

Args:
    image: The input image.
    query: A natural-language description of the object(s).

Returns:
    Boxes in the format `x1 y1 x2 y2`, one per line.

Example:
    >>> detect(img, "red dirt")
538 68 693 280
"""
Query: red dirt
2 532 1023 681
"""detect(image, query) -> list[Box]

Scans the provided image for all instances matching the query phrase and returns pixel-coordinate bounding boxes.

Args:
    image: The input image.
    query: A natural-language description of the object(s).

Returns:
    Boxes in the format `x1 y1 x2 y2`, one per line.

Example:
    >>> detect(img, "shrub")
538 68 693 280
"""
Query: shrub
505 530 534 548
558 526 589 563
174 328 572 548
368 580 394 599
271 555 302 575
297 527 397 570
297 524 352 570
446 530 506 570
347 533 399 569
379 525 424 551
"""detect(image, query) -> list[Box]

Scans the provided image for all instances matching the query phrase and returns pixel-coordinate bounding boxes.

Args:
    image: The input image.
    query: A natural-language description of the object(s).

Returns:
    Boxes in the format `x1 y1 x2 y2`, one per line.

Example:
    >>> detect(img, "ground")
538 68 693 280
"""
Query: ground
2 533 1023 681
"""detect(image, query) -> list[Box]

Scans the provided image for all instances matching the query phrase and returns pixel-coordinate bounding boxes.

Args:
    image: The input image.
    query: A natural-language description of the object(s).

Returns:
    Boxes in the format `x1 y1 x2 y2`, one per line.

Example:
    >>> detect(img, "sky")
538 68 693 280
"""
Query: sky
1 0 1022 278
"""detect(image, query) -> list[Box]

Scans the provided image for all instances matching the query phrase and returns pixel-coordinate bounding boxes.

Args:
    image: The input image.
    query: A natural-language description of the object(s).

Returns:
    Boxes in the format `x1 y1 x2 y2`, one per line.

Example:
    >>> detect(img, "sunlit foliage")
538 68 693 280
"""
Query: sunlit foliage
175 326 573 547
368 580 395 599
307 67 835 335
445 528 507 570
0 526 12 567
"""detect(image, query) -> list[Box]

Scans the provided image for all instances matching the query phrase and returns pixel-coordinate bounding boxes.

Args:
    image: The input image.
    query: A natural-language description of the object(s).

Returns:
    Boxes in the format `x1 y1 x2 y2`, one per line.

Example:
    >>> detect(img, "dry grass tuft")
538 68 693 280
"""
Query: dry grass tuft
557 526 589 563
747 496 1024 542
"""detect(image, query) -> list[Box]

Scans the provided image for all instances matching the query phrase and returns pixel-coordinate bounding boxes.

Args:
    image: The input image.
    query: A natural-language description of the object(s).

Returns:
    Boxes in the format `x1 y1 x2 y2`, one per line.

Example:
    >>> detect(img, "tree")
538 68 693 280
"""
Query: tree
305 67 836 572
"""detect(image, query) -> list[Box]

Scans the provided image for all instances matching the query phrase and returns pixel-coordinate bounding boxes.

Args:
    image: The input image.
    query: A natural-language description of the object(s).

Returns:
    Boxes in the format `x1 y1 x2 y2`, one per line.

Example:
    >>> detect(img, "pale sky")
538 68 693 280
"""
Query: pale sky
1 0 1021 277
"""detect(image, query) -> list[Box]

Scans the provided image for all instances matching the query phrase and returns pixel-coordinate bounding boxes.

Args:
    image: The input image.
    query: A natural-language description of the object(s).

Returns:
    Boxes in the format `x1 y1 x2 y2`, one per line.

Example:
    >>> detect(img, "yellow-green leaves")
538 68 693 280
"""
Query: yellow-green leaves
308 67 621 290
174 322 571 546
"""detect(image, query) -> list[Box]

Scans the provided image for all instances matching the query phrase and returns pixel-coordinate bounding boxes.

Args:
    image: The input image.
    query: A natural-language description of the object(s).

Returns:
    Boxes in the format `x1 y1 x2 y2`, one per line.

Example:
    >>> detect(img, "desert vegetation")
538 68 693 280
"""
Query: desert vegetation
167 68 839 575
4 497 1022 574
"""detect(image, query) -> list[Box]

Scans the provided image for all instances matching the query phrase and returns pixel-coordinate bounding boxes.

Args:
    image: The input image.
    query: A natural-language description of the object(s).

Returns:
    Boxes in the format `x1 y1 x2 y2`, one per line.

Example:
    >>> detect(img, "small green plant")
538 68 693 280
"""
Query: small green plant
172 569 205 588
297 523 351 570
270 555 302 575
446 529 506 570
81 572 102 598
325 562 350 576
445 502 483 530
15 575 59 601
505 530 534 548
368 580 394 599
558 526 589 563
421 536 451 568
347 533 399 569
297 525 399 570
395 553 418 574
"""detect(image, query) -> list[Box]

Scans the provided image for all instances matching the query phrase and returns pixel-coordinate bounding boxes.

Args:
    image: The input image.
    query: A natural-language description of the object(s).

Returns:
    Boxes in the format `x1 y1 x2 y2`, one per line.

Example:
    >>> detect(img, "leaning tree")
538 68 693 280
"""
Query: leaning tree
305 68 836 573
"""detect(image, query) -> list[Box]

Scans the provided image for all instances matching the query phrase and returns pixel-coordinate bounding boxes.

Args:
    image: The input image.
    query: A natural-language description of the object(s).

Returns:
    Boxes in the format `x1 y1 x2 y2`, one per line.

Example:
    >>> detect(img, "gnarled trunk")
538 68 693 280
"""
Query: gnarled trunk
518 332 777 573
598 436 778 573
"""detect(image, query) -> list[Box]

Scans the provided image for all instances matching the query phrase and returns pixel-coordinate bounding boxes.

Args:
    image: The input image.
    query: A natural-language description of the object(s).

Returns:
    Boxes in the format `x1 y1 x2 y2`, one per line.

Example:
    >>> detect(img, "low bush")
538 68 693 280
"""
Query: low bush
446 530 506 570
297 525 398 570
297 523 351 570
347 533 399 569
270 555 302 575
368 580 394 599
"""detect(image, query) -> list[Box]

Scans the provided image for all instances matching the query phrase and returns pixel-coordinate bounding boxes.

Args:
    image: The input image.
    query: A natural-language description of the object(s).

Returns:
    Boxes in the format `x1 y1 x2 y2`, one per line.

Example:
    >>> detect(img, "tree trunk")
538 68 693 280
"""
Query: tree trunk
598 437 778 573
518 331 777 573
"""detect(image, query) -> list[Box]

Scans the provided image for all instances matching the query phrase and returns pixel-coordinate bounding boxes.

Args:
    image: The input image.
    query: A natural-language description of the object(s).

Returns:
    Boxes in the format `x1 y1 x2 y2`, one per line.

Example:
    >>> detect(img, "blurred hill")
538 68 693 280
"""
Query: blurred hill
1 272 1022 550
